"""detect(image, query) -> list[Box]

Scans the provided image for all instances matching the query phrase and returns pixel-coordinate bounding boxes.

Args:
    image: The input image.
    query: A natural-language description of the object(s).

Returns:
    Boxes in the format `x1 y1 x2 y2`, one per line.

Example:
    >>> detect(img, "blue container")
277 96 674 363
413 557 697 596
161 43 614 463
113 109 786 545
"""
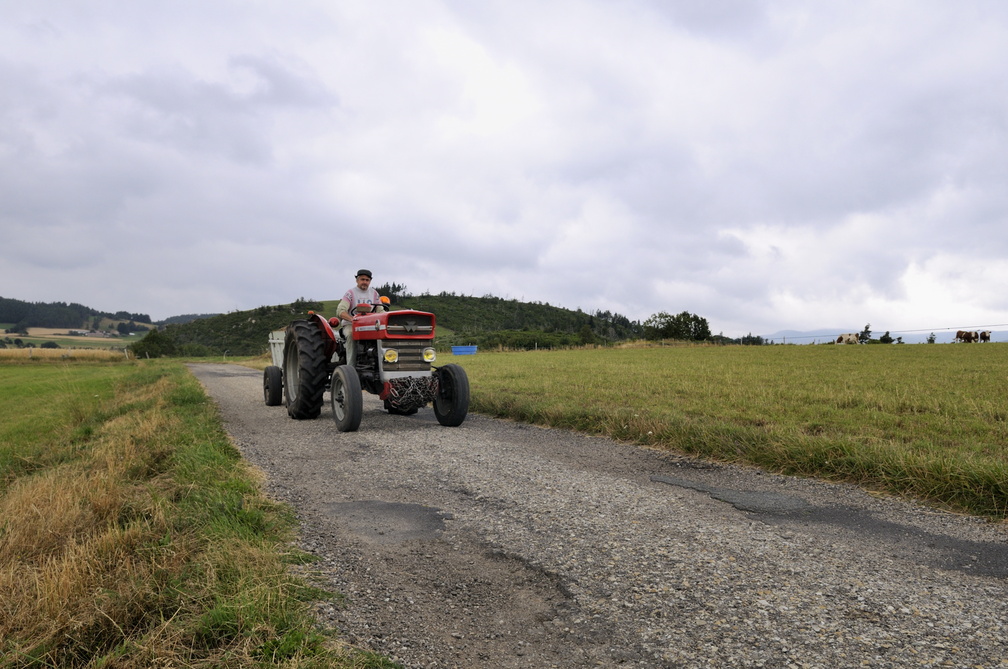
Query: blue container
451 345 478 355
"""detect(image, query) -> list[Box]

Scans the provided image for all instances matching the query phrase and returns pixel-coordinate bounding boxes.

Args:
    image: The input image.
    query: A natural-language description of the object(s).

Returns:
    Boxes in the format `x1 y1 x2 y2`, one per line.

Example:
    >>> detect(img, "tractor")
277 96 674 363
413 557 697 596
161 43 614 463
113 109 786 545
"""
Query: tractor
263 301 469 431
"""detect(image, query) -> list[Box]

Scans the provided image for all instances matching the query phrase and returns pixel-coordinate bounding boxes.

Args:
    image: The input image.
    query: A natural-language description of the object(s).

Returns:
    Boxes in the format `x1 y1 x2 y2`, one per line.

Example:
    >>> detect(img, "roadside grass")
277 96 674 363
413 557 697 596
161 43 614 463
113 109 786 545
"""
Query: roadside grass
445 343 1008 519
0 359 398 669
0 347 130 361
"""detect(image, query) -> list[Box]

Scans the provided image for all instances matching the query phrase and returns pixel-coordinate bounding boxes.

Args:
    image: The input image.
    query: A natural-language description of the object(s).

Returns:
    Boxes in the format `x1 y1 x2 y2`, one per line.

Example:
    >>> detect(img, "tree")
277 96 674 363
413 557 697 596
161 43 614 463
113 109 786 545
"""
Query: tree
879 331 894 344
858 323 872 344
927 332 936 344
643 311 676 340
738 333 766 345
129 328 177 358
688 313 712 340
578 324 598 346
375 282 410 302
644 311 711 341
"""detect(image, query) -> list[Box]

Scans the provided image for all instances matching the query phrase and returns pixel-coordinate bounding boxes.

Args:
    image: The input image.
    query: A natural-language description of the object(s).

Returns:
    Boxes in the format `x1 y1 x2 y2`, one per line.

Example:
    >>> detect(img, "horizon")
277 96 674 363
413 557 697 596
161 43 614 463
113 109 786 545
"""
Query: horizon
5 293 1004 344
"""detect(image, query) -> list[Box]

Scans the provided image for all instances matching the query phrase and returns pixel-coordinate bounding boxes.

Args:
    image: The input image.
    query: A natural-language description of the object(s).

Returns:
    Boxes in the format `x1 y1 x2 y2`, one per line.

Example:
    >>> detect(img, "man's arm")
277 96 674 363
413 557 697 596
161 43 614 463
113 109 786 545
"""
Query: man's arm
336 298 353 322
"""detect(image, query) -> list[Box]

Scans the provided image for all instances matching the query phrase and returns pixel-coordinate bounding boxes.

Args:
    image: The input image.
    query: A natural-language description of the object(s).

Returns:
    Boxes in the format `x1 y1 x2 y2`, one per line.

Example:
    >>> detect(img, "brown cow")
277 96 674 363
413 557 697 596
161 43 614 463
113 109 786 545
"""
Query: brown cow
955 330 975 343
980 330 991 343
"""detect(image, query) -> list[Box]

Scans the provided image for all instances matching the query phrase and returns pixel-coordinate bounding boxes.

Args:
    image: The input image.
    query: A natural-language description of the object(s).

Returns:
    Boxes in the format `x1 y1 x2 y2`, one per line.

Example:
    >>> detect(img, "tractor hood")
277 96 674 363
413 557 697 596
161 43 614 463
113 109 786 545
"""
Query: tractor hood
353 309 436 341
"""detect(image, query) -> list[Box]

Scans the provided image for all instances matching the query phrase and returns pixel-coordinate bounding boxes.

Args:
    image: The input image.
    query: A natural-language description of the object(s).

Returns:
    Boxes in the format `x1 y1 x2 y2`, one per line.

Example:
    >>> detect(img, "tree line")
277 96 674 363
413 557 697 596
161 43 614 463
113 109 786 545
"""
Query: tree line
4 291 767 357
129 289 729 357
0 296 151 331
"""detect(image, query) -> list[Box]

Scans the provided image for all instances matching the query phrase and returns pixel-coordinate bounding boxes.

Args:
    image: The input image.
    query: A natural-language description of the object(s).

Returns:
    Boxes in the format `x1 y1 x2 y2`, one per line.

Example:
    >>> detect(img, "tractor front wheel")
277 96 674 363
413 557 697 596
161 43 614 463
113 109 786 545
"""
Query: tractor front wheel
331 364 363 432
433 364 470 427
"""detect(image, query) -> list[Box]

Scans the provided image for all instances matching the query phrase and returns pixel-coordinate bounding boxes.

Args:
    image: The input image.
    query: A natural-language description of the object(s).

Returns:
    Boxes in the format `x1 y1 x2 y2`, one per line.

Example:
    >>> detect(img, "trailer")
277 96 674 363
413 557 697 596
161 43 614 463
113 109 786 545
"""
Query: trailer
262 330 286 406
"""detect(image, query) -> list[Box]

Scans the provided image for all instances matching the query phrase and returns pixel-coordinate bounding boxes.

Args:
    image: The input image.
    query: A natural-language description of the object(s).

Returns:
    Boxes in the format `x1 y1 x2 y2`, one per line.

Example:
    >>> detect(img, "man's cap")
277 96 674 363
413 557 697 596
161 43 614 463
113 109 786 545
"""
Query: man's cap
356 269 372 278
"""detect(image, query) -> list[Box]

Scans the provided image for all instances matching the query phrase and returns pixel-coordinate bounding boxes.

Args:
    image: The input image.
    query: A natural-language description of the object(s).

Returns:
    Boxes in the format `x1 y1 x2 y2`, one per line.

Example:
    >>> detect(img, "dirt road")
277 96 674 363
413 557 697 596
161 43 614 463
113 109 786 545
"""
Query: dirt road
189 363 1008 668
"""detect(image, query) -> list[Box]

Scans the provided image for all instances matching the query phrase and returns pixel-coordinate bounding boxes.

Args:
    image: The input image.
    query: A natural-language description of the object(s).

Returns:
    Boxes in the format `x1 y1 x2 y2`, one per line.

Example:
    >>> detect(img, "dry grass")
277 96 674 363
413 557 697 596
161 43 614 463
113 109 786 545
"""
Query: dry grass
0 347 130 362
0 360 395 668
0 368 182 661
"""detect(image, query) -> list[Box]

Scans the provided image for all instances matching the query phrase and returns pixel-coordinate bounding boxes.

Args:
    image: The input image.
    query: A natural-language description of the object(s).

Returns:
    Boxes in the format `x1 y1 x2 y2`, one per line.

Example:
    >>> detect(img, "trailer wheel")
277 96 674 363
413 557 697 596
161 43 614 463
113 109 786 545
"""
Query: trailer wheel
433 364 469 427
331 364 363 432
283 320 328 419
263 365 283 406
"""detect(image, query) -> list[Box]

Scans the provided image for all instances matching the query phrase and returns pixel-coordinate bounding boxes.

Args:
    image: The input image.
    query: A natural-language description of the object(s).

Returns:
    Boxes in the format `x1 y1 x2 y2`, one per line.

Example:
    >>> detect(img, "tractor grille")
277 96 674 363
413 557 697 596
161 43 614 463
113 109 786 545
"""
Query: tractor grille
381 339 432 372
386 312 434 335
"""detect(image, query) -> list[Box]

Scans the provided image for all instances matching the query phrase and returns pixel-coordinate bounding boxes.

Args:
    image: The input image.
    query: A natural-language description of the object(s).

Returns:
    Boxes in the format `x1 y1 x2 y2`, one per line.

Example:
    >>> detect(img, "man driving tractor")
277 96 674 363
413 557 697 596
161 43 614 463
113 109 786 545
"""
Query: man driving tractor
334 269 387 367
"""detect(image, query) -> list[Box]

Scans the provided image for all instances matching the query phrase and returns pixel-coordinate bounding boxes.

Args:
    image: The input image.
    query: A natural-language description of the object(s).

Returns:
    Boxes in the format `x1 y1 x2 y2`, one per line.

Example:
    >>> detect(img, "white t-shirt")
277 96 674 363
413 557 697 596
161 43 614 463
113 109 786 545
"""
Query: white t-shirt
339 286 382 315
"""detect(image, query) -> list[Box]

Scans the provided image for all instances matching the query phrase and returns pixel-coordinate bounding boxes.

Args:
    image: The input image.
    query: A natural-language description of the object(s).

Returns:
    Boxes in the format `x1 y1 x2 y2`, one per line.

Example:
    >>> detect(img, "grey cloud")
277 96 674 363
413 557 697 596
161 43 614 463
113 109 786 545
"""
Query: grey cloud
96 59 334 165
3 1 1008 336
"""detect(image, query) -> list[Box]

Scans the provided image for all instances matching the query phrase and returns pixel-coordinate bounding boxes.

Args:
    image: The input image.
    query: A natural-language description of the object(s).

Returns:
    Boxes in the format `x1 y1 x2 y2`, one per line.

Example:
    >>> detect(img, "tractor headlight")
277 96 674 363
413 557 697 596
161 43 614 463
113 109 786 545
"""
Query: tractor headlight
423 347 436 362
383 349 399 363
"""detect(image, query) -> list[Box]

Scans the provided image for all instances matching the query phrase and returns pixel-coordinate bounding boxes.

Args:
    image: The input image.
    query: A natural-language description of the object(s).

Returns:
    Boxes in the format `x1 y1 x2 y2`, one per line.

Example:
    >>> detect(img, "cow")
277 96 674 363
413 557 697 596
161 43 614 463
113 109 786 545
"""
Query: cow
955 330 975 343
837 333 860 344
980 330 991 343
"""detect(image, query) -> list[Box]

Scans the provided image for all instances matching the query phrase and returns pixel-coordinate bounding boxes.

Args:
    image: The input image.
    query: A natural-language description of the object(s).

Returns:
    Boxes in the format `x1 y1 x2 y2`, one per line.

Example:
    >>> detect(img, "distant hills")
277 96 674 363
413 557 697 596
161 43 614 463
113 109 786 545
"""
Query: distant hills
158 313 224 326
130 293 650 357
0 296 224 331
0 296 156 332
12 294 989 356
3 293 655 355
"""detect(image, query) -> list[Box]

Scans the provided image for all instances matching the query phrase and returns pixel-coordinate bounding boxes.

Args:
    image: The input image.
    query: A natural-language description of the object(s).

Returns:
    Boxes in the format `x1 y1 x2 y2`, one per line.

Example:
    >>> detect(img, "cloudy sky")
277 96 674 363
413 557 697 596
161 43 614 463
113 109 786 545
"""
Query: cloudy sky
2 1 1007 339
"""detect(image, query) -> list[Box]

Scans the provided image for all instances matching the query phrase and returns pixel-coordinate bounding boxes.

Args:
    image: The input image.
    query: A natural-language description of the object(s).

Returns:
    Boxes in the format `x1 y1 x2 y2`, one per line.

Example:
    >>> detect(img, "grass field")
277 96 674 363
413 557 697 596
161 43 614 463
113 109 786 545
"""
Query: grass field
1 326 138 350
0 358 396 668
439 342 1008 519
0 347 131 361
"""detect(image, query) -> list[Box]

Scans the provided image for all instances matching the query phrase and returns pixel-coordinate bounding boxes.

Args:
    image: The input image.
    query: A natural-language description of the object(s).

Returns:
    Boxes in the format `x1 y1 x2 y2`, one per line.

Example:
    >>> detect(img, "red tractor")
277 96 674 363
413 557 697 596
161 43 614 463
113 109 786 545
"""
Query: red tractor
263 303 469 431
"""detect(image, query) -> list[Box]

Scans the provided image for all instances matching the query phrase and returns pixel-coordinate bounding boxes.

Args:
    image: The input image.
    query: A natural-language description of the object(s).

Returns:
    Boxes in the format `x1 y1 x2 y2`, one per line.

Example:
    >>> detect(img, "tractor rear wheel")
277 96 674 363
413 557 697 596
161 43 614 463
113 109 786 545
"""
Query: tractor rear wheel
263 365 283 406
433 364 470 427
283 320 328 419
331 364 363 432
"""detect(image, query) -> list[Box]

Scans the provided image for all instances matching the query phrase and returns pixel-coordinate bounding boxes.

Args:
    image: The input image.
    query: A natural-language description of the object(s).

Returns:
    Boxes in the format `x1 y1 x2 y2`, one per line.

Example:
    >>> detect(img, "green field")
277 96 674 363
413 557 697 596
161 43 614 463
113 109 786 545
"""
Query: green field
1 329 137 350
442 342 1008 518
7 336 134 350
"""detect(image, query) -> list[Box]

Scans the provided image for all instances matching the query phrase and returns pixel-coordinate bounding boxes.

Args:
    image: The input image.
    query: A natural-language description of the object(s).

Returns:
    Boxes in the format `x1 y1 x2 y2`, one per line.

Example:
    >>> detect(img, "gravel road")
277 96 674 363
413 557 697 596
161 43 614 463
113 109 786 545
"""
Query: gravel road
189 363 1008 668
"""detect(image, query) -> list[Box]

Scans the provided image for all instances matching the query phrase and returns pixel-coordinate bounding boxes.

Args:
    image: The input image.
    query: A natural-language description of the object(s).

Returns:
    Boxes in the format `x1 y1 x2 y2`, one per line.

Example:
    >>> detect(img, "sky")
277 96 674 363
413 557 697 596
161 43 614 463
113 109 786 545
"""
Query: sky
2 1 1007 340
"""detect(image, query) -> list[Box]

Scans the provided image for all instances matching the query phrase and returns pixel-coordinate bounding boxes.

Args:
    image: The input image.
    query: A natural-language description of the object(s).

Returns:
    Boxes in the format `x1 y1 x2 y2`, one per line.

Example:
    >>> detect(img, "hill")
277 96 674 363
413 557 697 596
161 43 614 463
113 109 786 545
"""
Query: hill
158 313 223 326
0 296 154 339
132 299 324 357
396 292 641 343
130 293 646 357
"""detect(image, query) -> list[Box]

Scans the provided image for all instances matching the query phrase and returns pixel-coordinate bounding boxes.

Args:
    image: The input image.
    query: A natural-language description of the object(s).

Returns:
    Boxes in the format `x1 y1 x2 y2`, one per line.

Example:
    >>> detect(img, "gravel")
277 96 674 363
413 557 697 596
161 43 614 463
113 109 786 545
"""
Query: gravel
189 363 1008 668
